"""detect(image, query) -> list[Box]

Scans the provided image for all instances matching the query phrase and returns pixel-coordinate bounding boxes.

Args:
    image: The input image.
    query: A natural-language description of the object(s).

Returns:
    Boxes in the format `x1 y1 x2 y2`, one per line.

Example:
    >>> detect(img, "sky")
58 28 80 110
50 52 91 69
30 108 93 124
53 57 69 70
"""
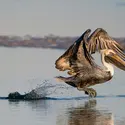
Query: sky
0 0 125 37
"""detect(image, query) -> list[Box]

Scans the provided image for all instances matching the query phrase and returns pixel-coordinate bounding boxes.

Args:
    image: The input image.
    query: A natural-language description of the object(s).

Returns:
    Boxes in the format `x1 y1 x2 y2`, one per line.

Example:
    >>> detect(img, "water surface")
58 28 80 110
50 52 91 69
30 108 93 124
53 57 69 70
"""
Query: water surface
0 47 125 125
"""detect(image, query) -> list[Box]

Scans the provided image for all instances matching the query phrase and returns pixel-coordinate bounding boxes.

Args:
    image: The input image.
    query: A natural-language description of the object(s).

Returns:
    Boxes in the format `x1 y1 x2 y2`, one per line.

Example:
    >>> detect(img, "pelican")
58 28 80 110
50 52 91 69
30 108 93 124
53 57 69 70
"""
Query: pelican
55 28 125 76
55 29 125 97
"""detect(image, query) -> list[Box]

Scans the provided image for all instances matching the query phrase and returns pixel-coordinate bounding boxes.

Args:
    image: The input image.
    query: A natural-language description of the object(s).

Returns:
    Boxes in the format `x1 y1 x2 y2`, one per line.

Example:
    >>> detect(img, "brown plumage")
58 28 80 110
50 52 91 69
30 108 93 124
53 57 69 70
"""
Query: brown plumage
55 29 91 73
55 28 125 75
55 28 125 97
87 28 125 59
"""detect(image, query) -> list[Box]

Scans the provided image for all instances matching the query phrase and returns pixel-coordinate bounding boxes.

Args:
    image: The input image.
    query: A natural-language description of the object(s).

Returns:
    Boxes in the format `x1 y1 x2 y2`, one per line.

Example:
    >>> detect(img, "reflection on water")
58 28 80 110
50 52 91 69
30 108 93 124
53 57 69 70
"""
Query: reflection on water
68 100 114 125
57 100 114 125
1 98 125 125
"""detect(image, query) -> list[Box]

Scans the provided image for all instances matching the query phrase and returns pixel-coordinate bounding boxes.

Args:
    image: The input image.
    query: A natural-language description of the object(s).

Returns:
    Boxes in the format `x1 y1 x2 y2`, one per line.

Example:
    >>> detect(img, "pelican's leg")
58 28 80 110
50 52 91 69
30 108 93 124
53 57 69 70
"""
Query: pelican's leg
85 88 97 98
77 87 97 98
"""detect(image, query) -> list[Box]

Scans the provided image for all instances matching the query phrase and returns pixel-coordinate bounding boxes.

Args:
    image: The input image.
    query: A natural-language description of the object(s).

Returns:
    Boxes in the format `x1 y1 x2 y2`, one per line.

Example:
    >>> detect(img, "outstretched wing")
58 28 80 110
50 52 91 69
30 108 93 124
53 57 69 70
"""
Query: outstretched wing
105 51 125 71
87 28 125 59
55 33 96 87
70 32 95 73
55 29 91 71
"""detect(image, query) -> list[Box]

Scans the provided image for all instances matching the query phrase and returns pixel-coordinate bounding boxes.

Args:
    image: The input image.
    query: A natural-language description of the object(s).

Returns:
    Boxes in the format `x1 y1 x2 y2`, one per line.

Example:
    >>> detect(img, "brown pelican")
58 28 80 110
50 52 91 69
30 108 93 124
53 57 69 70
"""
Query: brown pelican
55 29 125 97
55 28 125 76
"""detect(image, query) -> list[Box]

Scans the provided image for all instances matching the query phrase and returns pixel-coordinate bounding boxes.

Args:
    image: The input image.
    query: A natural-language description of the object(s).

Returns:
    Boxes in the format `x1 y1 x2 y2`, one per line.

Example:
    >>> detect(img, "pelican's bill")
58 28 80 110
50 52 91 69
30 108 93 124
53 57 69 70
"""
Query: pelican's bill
105 52 125 71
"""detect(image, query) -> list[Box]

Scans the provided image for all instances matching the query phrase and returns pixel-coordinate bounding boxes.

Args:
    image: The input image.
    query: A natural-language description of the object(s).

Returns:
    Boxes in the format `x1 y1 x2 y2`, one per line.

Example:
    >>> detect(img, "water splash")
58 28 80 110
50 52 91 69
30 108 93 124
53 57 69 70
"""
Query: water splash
23 79 74 99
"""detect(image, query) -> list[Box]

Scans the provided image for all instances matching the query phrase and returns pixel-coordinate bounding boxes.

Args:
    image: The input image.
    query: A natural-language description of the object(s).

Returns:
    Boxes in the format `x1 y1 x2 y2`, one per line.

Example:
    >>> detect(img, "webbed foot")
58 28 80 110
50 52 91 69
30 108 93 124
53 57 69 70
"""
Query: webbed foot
85 88 97 98
77 87 97 98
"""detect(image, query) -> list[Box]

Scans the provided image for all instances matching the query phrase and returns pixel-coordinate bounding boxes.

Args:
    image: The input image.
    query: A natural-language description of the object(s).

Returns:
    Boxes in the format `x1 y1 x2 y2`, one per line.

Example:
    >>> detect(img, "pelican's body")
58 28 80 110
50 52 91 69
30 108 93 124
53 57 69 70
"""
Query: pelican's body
55 28 125 97
56 38 113 97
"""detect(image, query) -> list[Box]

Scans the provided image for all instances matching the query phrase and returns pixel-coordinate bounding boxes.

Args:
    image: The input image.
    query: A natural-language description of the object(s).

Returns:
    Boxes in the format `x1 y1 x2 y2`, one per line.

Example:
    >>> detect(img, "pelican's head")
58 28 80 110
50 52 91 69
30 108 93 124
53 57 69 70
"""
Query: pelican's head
106 49 116 55
100 49 116 56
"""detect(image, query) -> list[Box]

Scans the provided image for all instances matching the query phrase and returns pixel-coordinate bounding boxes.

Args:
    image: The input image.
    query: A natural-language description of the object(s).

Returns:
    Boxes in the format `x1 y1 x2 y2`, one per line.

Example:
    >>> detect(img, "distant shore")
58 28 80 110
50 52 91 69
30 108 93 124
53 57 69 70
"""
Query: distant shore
0 35 124 49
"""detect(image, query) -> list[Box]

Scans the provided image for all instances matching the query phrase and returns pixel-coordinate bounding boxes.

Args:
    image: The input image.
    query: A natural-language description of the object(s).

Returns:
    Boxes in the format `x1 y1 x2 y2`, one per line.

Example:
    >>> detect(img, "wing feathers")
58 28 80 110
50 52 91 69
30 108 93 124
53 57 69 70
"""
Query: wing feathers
87 28 125 60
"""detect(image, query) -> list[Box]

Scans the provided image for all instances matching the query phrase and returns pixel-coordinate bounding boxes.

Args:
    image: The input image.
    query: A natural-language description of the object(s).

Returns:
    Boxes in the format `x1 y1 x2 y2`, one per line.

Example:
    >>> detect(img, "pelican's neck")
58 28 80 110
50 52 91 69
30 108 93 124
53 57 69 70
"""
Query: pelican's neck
101 51 114 76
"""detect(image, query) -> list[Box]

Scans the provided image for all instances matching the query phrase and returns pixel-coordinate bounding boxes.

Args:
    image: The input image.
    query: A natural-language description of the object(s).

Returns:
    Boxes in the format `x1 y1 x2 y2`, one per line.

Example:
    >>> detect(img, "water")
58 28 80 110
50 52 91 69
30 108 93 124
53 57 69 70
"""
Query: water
0 47 125 125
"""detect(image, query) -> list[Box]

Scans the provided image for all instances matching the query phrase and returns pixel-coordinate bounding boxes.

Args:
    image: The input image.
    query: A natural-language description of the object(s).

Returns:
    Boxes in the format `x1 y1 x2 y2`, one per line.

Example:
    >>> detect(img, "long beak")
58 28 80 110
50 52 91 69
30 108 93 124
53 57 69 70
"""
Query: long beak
106 54 125 71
